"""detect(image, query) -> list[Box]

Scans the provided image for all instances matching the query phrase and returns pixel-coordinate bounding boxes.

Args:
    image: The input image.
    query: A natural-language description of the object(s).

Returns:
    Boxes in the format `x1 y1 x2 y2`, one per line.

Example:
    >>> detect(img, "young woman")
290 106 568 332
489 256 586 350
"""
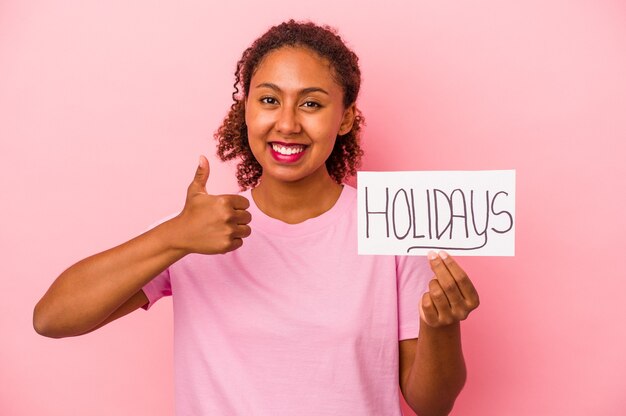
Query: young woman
34 20 479 416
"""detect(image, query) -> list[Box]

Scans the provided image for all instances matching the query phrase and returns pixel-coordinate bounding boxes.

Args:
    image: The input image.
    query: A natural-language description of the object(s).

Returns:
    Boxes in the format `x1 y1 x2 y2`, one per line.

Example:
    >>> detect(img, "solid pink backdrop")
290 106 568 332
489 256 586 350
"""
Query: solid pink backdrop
1 1 625 415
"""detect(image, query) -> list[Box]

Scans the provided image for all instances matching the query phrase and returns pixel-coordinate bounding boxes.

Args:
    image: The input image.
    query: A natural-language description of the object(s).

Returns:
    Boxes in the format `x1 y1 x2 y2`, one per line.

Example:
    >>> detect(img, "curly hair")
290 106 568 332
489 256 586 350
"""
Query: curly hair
215 19 365 189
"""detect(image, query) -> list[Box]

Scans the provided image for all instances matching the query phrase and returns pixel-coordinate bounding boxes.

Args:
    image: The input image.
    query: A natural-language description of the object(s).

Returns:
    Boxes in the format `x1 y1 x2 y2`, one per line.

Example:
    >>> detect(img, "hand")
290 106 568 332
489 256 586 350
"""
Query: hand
171 155 252 255
419 250 480 328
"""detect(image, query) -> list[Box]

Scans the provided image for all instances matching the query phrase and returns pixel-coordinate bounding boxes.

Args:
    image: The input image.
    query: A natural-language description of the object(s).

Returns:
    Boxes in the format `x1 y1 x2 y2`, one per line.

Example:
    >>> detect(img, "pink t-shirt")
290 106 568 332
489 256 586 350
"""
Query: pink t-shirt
142 185 430 415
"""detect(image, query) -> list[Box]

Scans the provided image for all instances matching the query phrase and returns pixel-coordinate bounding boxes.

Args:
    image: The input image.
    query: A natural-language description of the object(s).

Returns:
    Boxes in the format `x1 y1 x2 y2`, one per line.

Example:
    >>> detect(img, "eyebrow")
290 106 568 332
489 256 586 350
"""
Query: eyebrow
254 82 329 96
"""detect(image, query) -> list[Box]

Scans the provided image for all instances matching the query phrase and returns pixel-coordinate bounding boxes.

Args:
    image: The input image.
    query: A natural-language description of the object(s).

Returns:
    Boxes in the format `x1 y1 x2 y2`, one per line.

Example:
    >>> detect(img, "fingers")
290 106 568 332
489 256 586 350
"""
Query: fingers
212 196 251 225
232 208 252 225
217 197 252 242
188 155 210 194
232 224 252 239
219 224 250 254
421 250 480 327
230 195 251 210
228 238 244 251
439 251 479 306
186 157 248 210
226 205 251 239
427 250 464 306
420 293 438 326
223 223 251 251
177 157 254 255
425 279 458 326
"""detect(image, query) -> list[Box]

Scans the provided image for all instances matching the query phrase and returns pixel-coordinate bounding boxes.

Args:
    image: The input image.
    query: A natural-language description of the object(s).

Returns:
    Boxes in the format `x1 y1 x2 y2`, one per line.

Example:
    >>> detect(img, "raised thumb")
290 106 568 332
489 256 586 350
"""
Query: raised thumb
190 155 210 192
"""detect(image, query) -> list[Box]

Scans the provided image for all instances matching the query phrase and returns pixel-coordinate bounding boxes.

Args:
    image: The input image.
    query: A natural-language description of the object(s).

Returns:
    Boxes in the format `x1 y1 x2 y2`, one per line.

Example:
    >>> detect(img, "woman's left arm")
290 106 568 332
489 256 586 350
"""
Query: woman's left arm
399 251 480 416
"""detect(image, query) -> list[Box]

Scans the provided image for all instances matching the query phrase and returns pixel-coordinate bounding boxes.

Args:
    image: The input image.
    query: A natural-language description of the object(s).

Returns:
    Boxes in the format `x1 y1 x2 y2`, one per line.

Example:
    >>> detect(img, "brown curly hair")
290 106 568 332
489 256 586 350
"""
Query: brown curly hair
215 19 365 189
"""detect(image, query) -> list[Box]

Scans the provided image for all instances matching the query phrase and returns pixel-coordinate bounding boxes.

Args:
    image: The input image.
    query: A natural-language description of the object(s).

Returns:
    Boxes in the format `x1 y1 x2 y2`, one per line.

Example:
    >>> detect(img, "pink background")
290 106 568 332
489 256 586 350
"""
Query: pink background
2 1 625 415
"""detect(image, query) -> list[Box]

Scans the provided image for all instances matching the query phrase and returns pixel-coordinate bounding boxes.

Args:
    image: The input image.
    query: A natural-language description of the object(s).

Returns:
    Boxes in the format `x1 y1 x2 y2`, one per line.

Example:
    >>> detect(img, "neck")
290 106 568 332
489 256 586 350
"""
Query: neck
251 172 343 224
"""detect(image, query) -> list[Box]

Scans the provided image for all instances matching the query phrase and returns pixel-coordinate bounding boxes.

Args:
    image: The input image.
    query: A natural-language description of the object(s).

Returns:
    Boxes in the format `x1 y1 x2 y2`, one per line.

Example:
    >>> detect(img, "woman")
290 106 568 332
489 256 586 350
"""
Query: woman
34 20 479 415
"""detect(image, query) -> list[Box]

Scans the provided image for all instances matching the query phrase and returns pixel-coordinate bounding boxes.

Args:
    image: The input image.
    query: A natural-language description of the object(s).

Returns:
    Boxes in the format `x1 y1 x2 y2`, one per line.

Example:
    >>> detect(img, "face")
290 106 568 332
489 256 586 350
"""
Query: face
245 46 355 186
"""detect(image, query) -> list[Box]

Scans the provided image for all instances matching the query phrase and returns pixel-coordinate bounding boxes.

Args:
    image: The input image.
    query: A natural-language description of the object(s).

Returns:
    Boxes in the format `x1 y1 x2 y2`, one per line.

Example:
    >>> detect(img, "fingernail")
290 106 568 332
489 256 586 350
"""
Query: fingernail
439 250 449 260
427 250 437 260
198 156 203 167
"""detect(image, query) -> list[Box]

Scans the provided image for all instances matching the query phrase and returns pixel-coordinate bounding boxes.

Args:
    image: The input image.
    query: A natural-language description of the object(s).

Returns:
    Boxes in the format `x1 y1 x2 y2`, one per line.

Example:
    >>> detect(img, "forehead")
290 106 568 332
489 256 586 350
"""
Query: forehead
251 46 341 91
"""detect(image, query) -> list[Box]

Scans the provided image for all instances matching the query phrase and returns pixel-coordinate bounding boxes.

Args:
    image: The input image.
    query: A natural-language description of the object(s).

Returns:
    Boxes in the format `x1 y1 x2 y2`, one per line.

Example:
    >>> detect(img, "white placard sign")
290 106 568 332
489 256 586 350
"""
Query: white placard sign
357 170 515 256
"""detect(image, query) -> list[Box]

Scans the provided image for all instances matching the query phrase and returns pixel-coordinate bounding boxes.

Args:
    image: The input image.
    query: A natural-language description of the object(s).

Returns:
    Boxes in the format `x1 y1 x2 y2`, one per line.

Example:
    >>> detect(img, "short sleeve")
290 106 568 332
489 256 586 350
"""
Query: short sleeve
396 255 431 340
142 268 172 310
140 213 177 310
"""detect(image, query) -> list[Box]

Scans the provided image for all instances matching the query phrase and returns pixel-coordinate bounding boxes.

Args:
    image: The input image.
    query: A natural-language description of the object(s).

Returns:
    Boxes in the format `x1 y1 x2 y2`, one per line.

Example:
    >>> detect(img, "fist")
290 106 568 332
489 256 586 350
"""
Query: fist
172 155 252 255
419 251 480 328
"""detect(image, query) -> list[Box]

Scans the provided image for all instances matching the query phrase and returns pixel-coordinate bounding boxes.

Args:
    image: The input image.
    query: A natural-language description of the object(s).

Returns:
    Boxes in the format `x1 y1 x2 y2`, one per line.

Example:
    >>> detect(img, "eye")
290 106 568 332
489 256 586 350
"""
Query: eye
260 96 278 105
301 101 322 109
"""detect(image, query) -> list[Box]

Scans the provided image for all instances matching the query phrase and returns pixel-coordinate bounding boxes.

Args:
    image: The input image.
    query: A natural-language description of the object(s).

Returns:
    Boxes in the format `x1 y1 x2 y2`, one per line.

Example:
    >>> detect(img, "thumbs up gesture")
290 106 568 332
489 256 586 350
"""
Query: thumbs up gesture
171 155 252 255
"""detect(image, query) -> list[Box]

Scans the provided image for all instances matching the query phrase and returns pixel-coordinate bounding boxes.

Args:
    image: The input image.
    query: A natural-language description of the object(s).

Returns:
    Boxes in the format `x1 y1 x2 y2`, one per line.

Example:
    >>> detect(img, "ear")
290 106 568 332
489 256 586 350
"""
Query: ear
338 104 356 136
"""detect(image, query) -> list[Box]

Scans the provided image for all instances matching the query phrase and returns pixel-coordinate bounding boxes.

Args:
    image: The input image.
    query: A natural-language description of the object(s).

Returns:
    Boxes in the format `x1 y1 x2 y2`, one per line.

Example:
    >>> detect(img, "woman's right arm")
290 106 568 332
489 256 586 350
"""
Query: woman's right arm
33 156 252 338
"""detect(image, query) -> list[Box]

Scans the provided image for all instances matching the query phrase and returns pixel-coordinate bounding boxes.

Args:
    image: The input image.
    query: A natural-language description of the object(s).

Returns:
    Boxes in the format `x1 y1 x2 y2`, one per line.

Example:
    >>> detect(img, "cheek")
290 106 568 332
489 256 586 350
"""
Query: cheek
316 113 343 143
246 110 274 136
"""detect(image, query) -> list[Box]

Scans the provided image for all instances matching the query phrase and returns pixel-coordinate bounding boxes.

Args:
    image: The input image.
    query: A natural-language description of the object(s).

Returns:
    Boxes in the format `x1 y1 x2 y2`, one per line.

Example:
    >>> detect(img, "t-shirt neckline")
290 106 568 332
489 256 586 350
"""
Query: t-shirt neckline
241 185 355 237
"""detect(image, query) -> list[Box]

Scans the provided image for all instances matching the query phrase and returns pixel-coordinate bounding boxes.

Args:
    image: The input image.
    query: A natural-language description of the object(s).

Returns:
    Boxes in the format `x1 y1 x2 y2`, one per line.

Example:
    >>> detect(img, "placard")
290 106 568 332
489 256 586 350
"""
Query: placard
357 170 515 256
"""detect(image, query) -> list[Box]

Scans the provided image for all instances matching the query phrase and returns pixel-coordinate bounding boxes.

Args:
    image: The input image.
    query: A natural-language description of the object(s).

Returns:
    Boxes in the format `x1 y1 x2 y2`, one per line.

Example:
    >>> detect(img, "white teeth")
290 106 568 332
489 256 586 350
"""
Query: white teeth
271 143 305 155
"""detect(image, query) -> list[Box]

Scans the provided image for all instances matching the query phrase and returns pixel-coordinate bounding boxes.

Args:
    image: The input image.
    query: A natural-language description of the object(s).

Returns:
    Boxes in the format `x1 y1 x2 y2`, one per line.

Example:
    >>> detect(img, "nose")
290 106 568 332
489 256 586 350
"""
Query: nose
275 105 301 135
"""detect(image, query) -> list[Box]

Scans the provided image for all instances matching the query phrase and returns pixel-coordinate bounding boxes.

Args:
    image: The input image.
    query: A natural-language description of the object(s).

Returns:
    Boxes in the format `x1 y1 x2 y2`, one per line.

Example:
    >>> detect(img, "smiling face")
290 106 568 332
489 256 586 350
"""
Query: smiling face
245 46 355 187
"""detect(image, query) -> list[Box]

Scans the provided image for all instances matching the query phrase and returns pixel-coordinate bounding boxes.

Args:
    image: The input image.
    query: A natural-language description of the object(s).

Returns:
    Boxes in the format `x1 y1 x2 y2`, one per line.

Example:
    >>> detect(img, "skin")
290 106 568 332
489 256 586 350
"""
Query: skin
245 46 481 415
245 46 355 224
33 44 480 415
399 250 480 416
32 156 252 337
